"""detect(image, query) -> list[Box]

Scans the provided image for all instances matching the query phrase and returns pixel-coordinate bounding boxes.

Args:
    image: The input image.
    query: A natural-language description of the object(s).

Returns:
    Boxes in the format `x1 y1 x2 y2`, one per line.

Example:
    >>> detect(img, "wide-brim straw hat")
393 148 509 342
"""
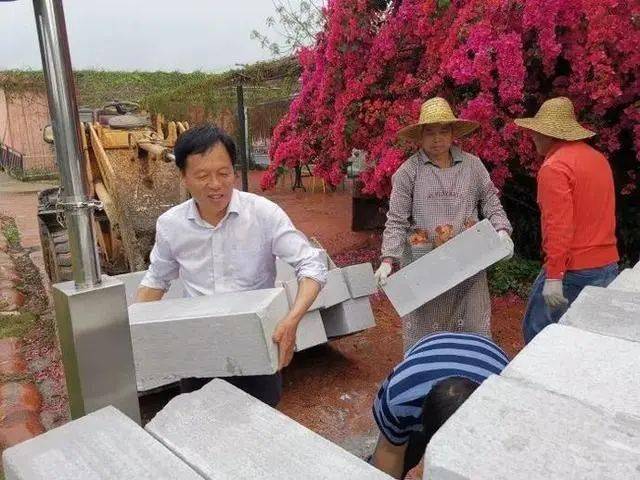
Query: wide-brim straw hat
397 97 480 143
514 97 595 141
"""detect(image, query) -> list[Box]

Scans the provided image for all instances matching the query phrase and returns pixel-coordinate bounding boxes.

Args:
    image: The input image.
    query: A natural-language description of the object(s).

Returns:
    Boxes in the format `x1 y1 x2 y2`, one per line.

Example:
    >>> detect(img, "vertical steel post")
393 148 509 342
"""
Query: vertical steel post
236 84 249 192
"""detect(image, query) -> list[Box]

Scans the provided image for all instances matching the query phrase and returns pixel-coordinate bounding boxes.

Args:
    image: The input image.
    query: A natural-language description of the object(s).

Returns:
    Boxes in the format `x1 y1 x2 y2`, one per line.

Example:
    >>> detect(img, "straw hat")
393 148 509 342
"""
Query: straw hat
514 97 595 141
397 97 480 143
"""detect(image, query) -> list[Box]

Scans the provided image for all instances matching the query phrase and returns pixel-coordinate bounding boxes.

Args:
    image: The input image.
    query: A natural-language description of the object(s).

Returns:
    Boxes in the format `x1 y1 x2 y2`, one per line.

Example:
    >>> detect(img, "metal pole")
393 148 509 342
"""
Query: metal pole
236 84 249 192
32 0 101 289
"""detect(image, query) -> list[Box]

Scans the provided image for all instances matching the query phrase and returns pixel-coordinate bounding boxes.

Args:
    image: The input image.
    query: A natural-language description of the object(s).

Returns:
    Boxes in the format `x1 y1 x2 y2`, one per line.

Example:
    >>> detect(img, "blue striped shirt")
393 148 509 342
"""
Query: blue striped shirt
372 332 509 445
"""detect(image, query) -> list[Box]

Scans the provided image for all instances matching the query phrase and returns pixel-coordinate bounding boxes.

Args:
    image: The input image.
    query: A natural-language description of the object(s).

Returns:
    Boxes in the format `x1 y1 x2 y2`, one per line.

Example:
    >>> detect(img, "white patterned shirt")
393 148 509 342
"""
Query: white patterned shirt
141 190 327 297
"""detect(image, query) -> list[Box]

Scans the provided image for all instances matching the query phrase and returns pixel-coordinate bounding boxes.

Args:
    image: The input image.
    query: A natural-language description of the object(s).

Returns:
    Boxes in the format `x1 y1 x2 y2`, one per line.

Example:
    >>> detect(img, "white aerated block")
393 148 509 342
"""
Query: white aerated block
295 310 328 351
425 375 640 480
607 268 640 293
502 324 640 421
146 379 392 480
323 268 351 308
559 286 640 343
341 263 376 298
383 220 510 317
321 297 375 337
115 270 185 306
2 406 200 480
276 258 297 283
129 288 288 391
634 259 640 272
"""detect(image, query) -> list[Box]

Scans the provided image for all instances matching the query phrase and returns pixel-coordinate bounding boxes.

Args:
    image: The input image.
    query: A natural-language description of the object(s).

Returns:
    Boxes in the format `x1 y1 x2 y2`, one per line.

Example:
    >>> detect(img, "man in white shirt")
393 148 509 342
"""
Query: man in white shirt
135 124 327 406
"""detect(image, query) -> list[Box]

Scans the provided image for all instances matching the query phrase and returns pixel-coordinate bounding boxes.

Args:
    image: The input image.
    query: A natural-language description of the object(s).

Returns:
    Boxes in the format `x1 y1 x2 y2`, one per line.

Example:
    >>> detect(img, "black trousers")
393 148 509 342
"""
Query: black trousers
402 431 428 479
179 372 283 408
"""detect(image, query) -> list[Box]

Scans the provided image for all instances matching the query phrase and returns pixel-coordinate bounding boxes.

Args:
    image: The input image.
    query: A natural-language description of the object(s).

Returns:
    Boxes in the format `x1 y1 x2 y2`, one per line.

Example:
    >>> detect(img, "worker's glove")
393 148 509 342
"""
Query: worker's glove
498 230 514 261
542 279 568 310
374 260 393 287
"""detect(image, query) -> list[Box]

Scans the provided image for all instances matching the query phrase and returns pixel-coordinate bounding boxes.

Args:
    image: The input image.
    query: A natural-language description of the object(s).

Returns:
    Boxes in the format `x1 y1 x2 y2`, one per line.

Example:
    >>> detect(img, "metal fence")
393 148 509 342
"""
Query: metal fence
0 143 58 181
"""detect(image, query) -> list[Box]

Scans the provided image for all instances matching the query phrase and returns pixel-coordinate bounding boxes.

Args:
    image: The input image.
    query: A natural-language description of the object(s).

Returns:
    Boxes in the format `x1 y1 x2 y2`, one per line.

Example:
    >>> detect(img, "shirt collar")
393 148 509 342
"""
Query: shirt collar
420 146 464 167
186 189 241 228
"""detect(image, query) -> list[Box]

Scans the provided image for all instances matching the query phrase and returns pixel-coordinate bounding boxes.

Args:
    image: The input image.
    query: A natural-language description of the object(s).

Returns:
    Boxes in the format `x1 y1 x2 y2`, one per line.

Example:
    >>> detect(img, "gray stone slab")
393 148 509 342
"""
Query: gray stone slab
607 268 640 293
425 375 640 480
321 297 375 337
280 278 325 310
341 263 376 298
115 270 185 306
383 220 510 317
146 379 392 479
323 268 351 308
559 286 640 342
502 324 640 421
128 288 288 391
295 310 328 351
2 406 201 480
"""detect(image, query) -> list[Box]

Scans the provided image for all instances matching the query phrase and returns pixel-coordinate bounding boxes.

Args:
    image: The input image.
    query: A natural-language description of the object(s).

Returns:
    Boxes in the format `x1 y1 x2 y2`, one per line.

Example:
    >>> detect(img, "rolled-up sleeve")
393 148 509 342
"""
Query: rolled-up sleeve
476 159 512 234
270 205 327 285
381 166 413 260
140 222 179 291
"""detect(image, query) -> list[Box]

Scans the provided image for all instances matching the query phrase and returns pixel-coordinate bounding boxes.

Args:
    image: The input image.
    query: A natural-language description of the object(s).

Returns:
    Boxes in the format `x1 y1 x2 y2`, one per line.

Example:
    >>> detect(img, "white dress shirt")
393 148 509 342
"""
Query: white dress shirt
141 189 327 297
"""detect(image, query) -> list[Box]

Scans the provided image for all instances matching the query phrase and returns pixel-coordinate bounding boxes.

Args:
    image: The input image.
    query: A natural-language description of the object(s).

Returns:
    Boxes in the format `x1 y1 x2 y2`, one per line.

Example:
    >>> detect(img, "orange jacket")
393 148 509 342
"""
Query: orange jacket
537 141 619 279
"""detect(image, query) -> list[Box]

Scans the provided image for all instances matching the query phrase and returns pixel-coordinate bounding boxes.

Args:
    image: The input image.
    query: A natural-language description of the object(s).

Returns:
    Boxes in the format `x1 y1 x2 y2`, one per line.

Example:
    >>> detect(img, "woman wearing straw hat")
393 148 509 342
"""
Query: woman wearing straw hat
514 97 619 344
374 97 513 351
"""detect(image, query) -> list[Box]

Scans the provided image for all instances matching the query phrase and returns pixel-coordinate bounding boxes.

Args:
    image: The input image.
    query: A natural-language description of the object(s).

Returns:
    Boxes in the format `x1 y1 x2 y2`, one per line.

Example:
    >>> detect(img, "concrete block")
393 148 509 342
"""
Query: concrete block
115 270 185 306
634 259 640 272
128 288 288 391
425 375 640 480
295 310 328 351
502 324 640 421
341 263 376 298
559 286 640 343
322 268 351 308
607 268 640 293
321 297 375 337
146 379 392 479
2 406 200 480
280 278 325 310
383 220 510 317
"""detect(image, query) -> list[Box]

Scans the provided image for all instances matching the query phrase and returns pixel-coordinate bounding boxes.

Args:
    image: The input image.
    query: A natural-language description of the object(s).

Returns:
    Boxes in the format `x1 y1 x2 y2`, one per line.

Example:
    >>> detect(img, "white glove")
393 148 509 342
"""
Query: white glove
542 279 568 309
374 261 393 287
498 230 514 260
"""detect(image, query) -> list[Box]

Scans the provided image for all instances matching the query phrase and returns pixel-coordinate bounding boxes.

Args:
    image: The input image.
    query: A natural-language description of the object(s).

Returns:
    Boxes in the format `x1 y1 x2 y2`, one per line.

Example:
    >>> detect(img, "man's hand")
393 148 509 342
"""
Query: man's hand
272 316 299 370
498 230 514 261
375 260 393 287
542 279 568 309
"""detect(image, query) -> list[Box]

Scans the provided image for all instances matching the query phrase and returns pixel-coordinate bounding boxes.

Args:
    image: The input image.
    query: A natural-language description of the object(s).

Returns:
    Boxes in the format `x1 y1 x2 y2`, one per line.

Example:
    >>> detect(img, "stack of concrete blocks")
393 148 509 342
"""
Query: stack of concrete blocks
3 384 393 479
128 288 288 391
383 220 511 317
275 252 376 349
424 261 640 479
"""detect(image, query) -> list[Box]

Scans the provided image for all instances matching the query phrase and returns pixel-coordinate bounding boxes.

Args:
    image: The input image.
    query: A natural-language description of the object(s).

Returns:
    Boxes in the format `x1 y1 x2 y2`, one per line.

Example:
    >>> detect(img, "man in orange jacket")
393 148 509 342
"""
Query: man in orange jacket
515 97 619 344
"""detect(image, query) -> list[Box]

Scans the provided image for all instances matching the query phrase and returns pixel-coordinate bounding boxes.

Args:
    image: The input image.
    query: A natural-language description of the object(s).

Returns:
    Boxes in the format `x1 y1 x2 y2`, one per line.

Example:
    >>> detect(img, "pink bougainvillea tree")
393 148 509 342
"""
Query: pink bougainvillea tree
262 0 640 201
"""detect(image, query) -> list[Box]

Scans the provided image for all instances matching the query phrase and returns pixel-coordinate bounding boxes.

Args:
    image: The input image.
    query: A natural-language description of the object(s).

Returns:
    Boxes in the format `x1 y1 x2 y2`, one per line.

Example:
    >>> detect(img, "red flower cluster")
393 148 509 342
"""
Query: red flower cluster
262 0 640 197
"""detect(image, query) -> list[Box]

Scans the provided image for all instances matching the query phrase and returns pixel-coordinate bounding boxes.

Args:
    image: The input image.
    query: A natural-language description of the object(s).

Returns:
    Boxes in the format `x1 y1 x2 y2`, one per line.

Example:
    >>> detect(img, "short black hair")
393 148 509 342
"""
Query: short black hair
173 123 237 172
399 377 479 478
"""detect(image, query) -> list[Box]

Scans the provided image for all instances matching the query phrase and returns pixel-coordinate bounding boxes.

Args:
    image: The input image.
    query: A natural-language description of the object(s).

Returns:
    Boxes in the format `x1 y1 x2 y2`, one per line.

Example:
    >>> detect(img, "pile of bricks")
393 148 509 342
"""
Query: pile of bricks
425 260 640 479
3 380 392 479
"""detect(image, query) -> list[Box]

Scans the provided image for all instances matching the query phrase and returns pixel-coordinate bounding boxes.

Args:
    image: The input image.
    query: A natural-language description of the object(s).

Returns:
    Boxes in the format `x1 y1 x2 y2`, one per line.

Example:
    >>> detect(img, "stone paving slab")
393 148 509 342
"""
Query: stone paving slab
607 268 640 293
559 286 640 343
383 220 510 317
128 288 288 391
146 379 392 480
425 375 640 480
502 324 640 421
2 406 201 479
321 297 375 338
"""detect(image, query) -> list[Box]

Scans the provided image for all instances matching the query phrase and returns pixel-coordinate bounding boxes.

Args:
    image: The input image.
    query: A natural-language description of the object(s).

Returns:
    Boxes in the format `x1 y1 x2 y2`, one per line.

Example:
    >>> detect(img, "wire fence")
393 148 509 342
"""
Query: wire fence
0 143 57 181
